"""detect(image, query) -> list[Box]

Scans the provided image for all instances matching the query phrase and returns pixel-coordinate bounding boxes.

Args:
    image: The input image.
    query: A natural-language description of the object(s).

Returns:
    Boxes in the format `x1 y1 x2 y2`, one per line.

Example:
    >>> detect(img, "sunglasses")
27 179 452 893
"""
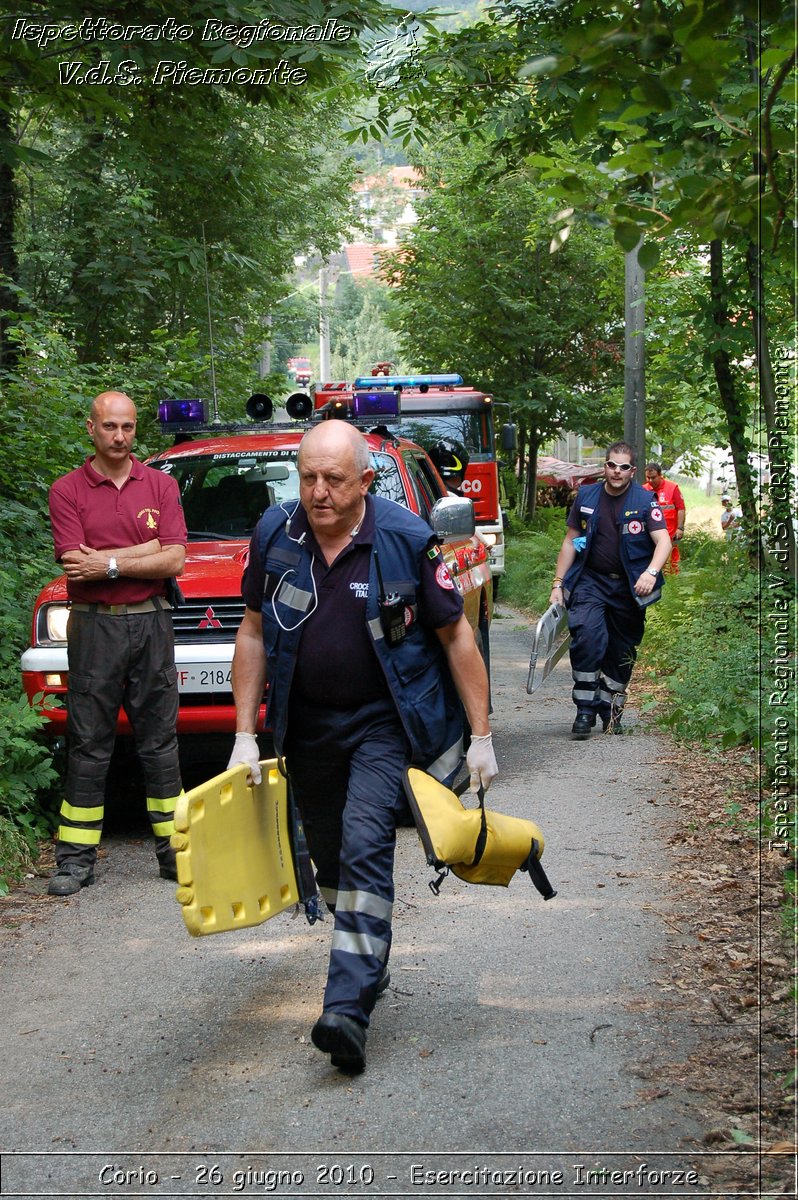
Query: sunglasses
605 461 634 472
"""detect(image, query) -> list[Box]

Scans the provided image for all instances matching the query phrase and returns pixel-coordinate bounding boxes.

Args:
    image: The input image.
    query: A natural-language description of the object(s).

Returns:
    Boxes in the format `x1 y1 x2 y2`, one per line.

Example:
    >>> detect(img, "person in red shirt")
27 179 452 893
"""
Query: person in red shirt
47 391 187 896
644 463 686 574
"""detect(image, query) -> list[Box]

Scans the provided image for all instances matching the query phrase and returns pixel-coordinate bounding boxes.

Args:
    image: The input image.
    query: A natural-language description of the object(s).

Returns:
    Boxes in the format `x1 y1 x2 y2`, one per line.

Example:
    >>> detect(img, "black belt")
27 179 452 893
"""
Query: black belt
586 569 623 580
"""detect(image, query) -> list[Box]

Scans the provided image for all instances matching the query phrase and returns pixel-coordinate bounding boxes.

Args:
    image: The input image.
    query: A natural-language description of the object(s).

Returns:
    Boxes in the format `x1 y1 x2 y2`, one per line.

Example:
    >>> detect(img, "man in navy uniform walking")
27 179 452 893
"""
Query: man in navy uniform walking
549 442 671 739
228 420 496 1072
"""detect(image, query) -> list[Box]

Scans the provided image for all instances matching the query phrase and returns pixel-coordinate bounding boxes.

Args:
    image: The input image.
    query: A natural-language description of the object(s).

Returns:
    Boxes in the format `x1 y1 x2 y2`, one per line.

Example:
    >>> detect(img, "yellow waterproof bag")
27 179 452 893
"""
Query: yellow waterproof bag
403 767 556 899
171 761 301 937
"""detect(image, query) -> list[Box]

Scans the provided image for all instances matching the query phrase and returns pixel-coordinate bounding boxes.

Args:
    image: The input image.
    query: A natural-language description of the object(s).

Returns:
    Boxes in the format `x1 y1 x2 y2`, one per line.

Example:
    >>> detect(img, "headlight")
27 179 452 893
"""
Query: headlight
41 604 71 643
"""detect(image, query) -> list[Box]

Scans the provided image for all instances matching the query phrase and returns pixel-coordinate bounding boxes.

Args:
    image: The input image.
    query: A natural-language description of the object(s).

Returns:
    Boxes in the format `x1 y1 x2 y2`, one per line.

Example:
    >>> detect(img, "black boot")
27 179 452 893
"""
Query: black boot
155 837 178 881
48 863 95 896
571 712 595 740
311 1012 367 1073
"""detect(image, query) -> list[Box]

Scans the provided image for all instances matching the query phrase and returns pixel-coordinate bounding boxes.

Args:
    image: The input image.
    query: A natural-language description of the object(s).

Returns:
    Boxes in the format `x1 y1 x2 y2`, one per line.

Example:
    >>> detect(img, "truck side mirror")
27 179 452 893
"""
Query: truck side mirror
430 495 476 539
501 422 518 453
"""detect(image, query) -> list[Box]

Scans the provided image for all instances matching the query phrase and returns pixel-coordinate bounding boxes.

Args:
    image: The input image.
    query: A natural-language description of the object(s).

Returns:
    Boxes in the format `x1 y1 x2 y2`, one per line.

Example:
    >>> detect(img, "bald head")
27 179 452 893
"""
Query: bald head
298 420 369 474
91 390 137 423
87 390 137 476
298 421 374 543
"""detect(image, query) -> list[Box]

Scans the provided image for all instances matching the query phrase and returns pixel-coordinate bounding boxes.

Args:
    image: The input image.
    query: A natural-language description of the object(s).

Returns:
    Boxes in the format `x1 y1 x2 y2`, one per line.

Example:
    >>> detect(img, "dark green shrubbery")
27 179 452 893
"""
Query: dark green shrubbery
642 533 760 751
501 507 568 615
0 501 61 892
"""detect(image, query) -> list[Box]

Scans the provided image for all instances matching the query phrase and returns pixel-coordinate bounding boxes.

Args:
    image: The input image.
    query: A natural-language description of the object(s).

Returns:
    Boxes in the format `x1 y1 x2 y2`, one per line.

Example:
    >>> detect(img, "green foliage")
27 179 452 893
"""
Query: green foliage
329 276 407 380
0 357 66 886
643 243 756 462
501 507 568 614
385 137 624 435
0 692 59 894
382 135 625 518
360 0 793 551
16 96 361 368
641 536 762 753
365 0 794 257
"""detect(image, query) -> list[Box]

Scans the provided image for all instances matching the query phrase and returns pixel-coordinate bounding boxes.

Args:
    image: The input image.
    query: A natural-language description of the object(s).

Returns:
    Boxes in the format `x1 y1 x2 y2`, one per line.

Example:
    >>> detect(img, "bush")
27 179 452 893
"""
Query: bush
640 535 761 751
0 693 59 893
501 507 567 615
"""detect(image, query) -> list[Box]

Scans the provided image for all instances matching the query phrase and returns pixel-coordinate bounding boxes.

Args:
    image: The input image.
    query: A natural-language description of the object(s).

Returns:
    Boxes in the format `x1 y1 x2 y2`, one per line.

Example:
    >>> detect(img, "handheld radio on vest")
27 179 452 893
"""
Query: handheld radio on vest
373 550 406 646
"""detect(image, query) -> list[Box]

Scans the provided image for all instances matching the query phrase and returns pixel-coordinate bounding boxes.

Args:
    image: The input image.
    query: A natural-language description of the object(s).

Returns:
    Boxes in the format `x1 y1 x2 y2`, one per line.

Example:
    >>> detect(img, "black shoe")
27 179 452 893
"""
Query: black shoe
48 865 95 896
571 712 595 740
159 862 178 881
311 1012 367 1074
602 715 623 734
376 967 390 997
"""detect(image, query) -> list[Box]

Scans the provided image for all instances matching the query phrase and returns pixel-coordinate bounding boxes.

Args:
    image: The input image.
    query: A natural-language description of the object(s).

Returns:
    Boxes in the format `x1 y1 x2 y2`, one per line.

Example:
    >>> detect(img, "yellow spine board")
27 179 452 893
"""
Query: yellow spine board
171 761 300 937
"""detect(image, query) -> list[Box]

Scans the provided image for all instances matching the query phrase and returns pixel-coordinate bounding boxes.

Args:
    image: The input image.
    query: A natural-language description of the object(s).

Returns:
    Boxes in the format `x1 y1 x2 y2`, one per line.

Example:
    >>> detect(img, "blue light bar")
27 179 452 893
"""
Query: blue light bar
158 398 207 426
352 373 463 390
352 390 401 419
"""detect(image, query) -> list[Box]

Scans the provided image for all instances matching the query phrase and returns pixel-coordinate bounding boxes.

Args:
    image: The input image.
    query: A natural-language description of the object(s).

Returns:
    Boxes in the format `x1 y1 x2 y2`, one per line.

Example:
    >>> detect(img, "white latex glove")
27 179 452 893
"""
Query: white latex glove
466 733 498 793
227 732 262 785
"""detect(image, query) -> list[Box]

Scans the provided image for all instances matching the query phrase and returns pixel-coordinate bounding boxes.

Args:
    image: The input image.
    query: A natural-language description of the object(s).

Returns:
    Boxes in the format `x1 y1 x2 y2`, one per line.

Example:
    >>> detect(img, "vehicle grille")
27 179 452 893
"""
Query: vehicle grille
172 597 245 644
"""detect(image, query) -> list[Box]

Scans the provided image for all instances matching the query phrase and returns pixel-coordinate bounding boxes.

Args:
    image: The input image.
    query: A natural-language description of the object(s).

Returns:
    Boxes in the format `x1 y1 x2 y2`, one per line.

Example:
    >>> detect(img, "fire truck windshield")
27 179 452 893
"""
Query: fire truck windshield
392 413 492 460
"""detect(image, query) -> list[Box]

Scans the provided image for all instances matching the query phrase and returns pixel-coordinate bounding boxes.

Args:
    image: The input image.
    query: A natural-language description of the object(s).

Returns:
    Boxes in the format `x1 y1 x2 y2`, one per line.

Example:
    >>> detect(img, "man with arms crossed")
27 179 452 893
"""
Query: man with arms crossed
47 391 186 895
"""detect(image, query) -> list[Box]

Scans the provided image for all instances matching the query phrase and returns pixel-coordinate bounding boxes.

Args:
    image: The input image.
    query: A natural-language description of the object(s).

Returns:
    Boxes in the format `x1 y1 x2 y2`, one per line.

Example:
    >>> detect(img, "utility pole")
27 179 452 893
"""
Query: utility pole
623 244 646 467
258 313 272 378
319 263 330 381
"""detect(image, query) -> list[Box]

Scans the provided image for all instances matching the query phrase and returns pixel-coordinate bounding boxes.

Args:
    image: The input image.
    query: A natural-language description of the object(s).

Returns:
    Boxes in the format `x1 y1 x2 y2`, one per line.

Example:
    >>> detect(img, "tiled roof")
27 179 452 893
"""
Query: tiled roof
342 243 383 279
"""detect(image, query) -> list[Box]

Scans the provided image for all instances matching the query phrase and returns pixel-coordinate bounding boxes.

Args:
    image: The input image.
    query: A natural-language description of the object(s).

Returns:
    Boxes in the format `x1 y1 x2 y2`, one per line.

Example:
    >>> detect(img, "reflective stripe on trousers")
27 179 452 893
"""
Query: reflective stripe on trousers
285 695 411 1027
57 605 182 868
567 571 645 720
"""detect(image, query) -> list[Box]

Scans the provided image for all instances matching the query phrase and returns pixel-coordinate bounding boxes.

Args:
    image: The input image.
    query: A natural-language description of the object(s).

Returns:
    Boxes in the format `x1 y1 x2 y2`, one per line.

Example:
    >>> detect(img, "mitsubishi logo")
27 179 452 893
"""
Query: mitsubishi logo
198 606 222 630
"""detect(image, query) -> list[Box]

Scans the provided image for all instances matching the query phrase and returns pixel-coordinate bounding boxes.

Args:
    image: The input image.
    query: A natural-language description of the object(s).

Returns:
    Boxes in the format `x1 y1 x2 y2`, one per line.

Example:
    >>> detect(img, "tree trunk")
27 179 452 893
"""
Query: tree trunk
743 18 794 577
708 240 759 558
516 422 527 518
0 98 20 371
523 425 540 523
746 242 796 580
69 123 107 363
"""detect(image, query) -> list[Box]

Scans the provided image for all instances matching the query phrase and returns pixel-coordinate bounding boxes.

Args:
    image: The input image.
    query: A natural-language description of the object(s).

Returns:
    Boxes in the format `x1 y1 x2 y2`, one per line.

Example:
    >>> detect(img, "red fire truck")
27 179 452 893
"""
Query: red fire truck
286 356 311 386
312 370 511 593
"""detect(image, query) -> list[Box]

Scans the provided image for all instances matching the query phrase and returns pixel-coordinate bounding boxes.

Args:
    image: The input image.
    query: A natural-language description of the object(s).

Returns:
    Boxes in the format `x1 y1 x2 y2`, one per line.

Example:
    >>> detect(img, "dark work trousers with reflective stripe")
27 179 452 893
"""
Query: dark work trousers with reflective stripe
567 570 646 722
57 605 182 869
284 695 412 1028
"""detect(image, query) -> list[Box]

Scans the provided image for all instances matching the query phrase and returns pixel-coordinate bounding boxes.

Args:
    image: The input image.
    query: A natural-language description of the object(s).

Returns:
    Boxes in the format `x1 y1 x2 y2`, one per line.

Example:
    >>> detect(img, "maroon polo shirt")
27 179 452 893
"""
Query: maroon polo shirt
242 495 464 710
49 455 187 604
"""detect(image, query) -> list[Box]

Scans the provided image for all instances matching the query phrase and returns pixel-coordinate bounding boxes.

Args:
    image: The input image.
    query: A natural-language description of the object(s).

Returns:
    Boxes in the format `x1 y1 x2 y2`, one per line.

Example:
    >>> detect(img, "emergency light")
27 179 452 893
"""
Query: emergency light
158 399 207 427
352 374 463 391
351 390 402 419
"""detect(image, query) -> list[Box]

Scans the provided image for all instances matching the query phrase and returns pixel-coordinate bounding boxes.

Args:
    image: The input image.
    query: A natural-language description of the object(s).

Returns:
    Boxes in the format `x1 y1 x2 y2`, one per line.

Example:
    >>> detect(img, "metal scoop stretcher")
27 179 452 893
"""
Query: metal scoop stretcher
526 602 570 694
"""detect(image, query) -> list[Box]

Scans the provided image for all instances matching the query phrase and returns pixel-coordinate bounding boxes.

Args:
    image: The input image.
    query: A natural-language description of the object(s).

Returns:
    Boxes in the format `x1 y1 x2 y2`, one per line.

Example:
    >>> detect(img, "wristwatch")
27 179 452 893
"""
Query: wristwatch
106 556 120 580
646 567 658 577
